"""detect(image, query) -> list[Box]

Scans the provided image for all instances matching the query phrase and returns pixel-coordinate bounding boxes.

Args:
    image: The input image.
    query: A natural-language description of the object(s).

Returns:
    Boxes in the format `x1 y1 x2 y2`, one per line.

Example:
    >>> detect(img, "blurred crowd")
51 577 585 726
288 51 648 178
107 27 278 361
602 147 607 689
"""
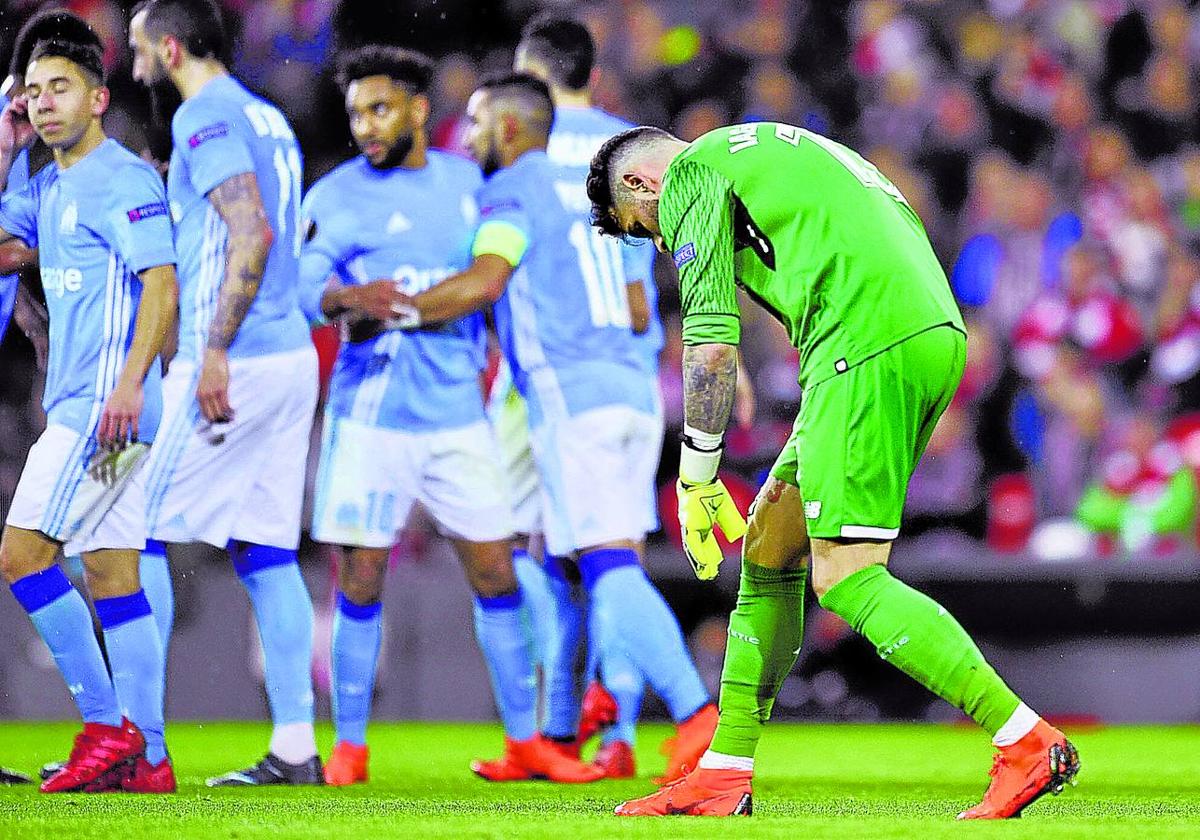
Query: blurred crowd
3 0 1200 563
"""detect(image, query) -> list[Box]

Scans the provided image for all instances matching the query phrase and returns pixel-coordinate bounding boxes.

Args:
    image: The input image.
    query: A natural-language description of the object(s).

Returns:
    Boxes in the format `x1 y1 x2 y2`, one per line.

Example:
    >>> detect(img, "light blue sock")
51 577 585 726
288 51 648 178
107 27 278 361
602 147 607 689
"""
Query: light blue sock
95 590 167 764
473 591 537 742
541 555 581 739
512 549 553 670
10 566 120 726
231 543 315 726
331 592 382 746
139 540 173 655
600 647 643 747
580 548 709 723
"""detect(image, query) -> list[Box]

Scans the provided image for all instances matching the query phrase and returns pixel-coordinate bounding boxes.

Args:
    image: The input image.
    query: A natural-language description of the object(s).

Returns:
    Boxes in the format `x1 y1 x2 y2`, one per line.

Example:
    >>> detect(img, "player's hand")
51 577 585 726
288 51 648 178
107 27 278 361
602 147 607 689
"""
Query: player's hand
98 376 143 450
344 280 418 323
677 478 748 580
0 95 36 159
197 347 233 423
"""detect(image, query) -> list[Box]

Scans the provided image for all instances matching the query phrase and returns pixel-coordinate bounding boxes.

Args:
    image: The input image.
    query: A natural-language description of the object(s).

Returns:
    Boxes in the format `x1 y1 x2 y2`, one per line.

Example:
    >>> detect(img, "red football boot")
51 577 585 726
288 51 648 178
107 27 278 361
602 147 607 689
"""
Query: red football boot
958 720 1081 820
120 757 177 793
656 703 718 784
324 742 369 787
471 736 605 783
40 718 144 794
576 681 618 748
615 766 752 816
592 740 635 779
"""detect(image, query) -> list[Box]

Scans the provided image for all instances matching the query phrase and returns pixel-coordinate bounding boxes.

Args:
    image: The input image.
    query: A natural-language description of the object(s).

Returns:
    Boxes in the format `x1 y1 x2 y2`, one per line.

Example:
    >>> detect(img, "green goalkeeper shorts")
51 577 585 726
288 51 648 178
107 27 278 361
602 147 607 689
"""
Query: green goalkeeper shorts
770 324 966 540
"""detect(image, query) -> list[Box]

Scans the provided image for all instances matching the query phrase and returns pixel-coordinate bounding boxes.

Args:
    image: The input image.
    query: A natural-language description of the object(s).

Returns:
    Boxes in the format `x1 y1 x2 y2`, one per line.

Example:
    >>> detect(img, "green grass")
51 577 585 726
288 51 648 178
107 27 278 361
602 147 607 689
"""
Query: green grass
0 722 1196 838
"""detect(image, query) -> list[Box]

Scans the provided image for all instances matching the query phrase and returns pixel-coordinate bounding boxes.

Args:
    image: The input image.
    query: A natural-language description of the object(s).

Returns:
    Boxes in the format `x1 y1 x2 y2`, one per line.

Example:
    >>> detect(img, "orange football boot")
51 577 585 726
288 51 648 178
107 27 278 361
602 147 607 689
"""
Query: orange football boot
471 736 605 783
41 718 144 794
324 741 369 787
576 681 618 748
592 740 635 779
656 703 718 784
958 719 1080 819
119 756 177 793
615 766 752 816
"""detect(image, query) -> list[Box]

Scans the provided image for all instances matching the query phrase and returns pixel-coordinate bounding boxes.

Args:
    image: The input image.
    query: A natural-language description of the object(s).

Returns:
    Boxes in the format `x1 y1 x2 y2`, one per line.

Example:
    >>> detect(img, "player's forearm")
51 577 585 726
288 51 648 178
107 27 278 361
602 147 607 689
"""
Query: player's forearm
626 281 650 335
0 239 32 272
11 281 46 342
118 264 179 387
682 343 738 437
412 254 513 325
207 173 273 350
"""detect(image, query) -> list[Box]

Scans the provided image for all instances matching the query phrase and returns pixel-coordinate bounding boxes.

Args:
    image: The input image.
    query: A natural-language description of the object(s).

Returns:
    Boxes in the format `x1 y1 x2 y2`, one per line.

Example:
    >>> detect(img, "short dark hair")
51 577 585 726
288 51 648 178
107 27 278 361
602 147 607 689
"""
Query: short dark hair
587 126 673 238
139 0 226 62
28 38 105 85
477 72 555 137
518 13 595 91
334 45 434 94
10 10 103 80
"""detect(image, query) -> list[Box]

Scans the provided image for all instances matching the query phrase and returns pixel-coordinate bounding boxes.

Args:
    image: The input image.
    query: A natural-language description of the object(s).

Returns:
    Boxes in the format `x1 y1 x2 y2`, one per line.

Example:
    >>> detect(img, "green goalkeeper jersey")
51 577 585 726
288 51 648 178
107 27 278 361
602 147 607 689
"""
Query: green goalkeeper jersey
659 122 965 387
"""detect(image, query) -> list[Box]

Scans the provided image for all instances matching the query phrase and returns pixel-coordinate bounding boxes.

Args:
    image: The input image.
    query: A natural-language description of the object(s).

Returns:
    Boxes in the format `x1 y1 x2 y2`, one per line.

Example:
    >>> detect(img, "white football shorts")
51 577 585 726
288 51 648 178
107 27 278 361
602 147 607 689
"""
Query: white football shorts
311 416 513 547
7 424 149 555
142 346 318 550
487 378 542 537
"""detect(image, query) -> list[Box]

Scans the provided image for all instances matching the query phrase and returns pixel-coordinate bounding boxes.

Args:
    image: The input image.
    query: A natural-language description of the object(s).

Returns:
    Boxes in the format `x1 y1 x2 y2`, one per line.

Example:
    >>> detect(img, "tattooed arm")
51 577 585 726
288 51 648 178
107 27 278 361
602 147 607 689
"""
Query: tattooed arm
683 343 738 437
196 172 275 422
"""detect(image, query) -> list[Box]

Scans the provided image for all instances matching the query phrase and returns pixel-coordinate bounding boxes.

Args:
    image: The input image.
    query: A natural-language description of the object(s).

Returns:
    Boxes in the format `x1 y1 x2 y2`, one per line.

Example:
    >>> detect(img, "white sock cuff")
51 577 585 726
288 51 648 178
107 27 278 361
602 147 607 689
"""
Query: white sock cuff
992 702 1040 747
698 749 754 771
270 721 318 764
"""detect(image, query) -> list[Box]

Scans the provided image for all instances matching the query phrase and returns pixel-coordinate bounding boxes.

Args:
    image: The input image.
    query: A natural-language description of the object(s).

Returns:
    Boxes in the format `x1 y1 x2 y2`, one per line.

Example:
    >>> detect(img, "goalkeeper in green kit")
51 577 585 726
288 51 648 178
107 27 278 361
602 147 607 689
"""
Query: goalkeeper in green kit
586 122 1080 820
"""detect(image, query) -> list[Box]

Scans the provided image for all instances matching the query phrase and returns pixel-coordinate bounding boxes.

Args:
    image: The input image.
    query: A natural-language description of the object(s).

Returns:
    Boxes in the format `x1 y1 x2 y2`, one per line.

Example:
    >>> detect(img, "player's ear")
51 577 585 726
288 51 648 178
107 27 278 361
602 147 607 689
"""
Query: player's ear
91 85 110 117
160 34 181 71
621 172 648 194
411 94 430 129
499 112 521 145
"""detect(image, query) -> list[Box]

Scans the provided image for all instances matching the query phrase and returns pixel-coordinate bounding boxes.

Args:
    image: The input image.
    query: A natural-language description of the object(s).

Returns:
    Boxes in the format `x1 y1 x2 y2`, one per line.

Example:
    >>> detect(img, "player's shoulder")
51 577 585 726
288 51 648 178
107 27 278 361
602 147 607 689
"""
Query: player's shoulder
428 150 483 188
171 76 250 140
308 155 366 196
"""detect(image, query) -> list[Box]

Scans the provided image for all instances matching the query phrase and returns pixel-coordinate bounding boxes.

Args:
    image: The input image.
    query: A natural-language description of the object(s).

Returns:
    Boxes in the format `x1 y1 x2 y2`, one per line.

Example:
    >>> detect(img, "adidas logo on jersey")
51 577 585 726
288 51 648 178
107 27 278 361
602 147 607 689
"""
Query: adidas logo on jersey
387 211 412 234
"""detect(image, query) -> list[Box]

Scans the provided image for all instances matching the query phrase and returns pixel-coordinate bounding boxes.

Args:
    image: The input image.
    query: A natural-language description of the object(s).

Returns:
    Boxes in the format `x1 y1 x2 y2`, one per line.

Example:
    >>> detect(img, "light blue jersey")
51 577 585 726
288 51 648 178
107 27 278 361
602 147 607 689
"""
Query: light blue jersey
481 150 654 427
547 106 661 374
0 139 175 440
299 151 487 431
168 74 309 362
0 95 31 342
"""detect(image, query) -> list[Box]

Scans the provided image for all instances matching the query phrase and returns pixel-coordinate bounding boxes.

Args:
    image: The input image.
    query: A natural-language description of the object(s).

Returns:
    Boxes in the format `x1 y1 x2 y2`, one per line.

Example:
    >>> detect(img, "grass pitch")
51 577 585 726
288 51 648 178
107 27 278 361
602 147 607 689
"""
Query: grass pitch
0 721 1196 838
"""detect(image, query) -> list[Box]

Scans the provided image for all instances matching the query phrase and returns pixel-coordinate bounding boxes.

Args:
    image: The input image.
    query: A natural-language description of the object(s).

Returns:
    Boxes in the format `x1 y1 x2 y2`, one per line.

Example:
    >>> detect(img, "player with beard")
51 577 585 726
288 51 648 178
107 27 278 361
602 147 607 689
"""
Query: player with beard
128 0 322 786
299 45 602 787
391 73 719 784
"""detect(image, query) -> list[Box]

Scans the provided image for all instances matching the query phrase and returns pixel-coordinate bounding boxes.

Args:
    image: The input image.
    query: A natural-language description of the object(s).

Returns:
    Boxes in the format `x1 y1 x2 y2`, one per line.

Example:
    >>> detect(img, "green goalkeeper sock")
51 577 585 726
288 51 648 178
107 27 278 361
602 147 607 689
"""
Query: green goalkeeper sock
819 564 1020 735
709 562 807 758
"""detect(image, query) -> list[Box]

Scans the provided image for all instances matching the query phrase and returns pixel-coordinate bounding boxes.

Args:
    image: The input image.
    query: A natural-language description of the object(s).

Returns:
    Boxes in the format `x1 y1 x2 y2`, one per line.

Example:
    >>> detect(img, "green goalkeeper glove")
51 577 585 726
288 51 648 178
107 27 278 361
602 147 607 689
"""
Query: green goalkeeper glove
677 424 747 580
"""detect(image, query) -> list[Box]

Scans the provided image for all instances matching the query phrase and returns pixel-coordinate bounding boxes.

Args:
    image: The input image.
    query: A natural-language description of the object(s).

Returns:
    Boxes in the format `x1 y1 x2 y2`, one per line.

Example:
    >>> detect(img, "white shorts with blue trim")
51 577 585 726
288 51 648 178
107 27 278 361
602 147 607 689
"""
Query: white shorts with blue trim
487 378 542 537
311 416 513 547
530 404 661 557
142 346 318 550
6 424 149 554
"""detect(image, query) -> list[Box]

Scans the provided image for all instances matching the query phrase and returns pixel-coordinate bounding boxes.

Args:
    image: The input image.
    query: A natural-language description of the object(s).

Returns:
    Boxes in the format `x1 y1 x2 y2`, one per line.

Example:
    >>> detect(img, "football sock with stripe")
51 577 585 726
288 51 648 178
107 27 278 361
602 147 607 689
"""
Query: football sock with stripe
231 542 317 762
139 540 174 656
511 548 556 726
95 590 167 764
473 591 538 742
709 562 807 758
819 564 1021 736
10 565 121 726
579 548 709 724
331 592 382 746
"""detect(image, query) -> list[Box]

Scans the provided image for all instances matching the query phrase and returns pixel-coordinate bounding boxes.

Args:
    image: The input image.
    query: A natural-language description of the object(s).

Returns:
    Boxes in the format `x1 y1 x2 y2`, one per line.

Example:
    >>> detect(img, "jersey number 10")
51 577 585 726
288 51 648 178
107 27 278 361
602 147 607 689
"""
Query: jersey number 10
568 221 631 329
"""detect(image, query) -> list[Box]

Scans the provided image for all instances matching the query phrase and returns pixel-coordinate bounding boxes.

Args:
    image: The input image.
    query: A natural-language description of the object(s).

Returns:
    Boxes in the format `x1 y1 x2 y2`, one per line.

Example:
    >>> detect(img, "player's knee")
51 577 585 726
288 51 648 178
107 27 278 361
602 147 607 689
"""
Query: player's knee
468 562 519 600
339 552 387 604
0 541 21 583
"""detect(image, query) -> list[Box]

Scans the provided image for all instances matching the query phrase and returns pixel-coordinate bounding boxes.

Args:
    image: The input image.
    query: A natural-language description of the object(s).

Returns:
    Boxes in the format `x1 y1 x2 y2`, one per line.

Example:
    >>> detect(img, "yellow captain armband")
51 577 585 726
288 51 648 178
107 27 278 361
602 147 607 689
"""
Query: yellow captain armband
472 220 529 268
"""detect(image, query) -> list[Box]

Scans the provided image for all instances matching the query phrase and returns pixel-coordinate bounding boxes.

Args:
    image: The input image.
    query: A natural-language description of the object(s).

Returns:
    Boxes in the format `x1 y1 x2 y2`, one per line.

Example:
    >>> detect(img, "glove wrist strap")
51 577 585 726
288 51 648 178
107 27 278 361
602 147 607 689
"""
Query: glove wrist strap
680 424 724 486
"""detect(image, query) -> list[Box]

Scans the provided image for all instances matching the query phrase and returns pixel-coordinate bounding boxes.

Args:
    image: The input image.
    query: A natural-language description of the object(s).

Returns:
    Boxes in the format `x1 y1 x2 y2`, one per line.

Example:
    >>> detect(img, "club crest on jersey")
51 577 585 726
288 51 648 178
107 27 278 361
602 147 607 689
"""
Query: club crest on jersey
126 202 169 222
386 211 412 234
59 201 78 235
188 122 229 148
673 242 696 269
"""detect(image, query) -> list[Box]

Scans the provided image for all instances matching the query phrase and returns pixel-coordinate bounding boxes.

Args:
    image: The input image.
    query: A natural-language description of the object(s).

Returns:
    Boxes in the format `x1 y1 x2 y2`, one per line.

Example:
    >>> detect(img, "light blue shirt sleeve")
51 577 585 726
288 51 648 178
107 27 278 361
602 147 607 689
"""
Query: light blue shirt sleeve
476 174 533 240
0 175 40 248
172 99 255 197
298 188 342 324
107 163 177 273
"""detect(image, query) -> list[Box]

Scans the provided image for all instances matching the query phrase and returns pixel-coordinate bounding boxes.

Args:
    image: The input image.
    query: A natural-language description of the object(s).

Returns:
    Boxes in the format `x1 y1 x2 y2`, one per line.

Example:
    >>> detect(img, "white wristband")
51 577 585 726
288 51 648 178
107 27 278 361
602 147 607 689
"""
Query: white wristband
680 424 724 486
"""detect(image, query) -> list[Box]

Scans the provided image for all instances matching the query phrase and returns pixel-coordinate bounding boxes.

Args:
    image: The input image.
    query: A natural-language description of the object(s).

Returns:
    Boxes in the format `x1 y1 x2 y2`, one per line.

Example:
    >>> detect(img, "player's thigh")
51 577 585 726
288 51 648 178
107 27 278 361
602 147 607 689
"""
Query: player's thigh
743 476 810 571
418 421 514 545
231 347 319 548
81 548 141 599
312 417 418 550
449 536 519 599
810 537 893 600
0 525 60 582
529 405 650 556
